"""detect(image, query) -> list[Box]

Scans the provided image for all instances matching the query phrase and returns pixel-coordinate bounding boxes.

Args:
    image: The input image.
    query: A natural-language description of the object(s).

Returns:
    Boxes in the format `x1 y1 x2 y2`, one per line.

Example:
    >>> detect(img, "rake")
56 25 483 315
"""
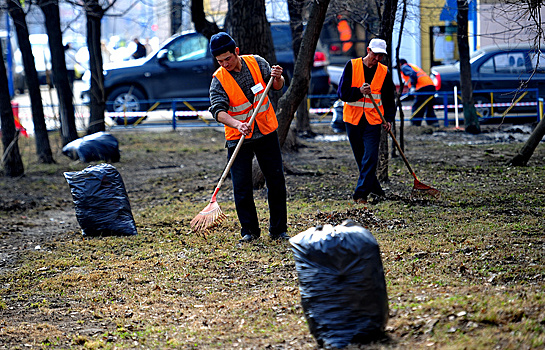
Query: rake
367 93 440 199
190 78 275 232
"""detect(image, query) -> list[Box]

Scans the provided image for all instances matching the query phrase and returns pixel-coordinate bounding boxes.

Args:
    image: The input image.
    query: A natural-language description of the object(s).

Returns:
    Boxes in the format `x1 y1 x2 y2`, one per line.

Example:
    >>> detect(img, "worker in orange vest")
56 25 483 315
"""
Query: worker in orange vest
208 32 289 244
397 59 439 126
338 38 396 204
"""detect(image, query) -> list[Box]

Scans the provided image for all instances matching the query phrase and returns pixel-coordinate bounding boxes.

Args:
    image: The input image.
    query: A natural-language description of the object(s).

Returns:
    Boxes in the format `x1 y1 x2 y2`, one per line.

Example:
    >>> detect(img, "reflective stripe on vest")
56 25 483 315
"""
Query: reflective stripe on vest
401 63 434 90
342 58 387 125
213 55 278 140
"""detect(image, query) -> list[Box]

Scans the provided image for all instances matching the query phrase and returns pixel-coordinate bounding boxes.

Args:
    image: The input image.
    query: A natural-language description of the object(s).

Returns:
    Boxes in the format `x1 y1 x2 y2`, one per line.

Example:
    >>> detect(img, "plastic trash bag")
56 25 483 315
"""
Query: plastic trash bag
62 132 120 163
289 219 388 349
64 163 137 237
330 100 345 133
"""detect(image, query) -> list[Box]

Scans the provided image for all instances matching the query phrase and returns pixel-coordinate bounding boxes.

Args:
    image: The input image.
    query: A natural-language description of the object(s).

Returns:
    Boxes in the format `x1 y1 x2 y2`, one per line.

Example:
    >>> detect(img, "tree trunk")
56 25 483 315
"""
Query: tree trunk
37 0 79 145
171 0 183 35
457 0 480 135
0 40 24 177
7 0 54 164
288 0 313 137
395 0 408 155
376 0 399 182
191 0 220 39
277 0 330 148
225 0 276 66
84 0 107 135
508 117 545 166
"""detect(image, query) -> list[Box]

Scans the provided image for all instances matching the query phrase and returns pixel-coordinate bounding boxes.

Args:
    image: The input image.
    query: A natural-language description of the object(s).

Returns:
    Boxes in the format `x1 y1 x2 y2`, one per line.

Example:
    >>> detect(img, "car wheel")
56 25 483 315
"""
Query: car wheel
474 95 492 119
107 86 148 113
107 86 148 125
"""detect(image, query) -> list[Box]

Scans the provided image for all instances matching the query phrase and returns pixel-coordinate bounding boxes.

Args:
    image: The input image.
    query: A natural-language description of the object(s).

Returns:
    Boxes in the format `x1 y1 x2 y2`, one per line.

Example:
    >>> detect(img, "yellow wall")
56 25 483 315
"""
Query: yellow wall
420 0 447 72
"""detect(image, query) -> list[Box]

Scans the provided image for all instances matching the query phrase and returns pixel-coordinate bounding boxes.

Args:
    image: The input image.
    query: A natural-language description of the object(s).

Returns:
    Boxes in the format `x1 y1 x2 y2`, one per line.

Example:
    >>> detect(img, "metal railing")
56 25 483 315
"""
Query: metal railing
12 89 543 134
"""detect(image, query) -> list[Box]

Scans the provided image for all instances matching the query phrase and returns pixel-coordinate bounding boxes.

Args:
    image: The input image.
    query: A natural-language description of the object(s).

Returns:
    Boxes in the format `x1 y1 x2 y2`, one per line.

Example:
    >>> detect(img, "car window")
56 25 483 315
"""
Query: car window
166 34 208 62
479 52 527 74
485 52 527 74
530 50 545 73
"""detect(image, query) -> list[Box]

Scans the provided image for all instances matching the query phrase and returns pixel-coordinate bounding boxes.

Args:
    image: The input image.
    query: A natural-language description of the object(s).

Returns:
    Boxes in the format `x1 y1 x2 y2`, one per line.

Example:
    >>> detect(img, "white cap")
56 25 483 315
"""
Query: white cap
368 38 387 54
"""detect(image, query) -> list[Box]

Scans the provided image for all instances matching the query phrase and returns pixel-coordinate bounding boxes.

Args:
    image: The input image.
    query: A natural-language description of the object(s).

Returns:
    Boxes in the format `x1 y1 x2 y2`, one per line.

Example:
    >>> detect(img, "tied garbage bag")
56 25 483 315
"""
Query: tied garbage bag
62 132 120 163
64 163 137 237
289 220 388 349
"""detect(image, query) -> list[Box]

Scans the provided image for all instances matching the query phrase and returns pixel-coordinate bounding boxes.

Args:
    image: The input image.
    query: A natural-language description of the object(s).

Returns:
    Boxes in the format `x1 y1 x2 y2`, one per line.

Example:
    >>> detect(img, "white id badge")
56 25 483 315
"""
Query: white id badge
251 83 264 94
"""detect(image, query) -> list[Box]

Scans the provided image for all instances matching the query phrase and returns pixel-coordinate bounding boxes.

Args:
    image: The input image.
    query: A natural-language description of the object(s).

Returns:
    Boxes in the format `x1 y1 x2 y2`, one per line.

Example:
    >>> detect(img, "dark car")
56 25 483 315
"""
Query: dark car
87 23 332 123
430 44 545 122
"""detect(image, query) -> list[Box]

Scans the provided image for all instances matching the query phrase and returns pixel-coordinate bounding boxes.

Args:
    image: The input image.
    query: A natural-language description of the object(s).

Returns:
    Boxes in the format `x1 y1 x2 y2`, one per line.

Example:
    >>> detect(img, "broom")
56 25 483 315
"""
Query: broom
190 78 275 232
367 92 440 199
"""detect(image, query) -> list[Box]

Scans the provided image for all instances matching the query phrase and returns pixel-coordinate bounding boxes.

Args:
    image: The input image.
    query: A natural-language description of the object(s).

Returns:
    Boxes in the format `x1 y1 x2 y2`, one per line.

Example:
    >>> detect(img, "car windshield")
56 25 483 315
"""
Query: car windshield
165 34 208 62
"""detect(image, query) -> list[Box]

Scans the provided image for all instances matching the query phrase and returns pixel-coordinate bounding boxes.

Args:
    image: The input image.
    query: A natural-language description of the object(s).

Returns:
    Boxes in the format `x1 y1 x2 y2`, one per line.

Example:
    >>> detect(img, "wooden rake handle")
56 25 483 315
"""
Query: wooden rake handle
210 78 275 201
367 93 418 181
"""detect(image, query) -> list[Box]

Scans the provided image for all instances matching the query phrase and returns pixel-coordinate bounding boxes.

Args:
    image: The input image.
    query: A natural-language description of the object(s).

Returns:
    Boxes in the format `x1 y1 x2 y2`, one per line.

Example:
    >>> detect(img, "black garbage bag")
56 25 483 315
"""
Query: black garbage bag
289 220 388 349
62 132 120 163
64 163 137 237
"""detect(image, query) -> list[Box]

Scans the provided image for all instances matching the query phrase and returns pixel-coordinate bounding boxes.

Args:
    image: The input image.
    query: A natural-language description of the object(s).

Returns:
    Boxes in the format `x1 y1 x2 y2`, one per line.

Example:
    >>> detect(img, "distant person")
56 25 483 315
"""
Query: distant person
64 43 77 91
397 59 439 126
131 38 146 59
101 40 111 63
337 38 396 204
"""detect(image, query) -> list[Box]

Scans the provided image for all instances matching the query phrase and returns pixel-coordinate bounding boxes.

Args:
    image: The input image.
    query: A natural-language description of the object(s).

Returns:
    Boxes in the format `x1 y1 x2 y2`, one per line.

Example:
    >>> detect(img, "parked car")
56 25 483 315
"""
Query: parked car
83 22 333 124
430 44 545 122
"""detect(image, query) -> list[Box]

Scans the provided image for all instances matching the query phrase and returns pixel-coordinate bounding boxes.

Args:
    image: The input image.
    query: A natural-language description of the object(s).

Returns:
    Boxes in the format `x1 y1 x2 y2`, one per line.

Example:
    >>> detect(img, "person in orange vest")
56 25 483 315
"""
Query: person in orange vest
337 38 396 204
397 59 439 126
208 32 289 244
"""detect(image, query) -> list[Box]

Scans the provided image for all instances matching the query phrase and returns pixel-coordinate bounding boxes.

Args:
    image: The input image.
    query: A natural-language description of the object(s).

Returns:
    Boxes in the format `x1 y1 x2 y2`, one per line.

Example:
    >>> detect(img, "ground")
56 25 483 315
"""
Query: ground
0 122 544 349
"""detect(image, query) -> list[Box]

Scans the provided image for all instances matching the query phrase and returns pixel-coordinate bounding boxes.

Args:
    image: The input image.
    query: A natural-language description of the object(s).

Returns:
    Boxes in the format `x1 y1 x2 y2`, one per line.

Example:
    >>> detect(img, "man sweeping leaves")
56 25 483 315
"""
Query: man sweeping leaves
206 32 289 243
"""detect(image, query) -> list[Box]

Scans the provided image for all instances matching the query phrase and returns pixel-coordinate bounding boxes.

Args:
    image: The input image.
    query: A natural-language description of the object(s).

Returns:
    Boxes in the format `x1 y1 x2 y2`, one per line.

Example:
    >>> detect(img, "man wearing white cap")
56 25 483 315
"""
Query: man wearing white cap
337 38 396 204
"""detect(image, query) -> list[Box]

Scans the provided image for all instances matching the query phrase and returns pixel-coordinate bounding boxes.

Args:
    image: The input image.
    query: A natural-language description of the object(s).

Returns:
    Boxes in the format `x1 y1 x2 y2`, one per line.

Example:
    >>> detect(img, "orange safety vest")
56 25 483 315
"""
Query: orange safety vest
343 58 387 125
400 63 435 90
213 55 278 141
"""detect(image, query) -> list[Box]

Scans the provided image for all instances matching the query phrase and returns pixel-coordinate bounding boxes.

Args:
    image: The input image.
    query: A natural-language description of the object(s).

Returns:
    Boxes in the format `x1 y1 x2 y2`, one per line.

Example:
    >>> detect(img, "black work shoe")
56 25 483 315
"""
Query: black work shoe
238 234 258 243
269 232 290 240
369 193 385 204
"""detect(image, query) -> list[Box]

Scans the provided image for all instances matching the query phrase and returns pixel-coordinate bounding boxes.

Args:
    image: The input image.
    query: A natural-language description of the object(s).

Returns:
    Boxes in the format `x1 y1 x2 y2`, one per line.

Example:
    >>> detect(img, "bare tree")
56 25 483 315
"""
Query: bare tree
394 0 408 153
83 0 107 135
0 39 24 177
288 0 314 138
508 117 545 166
224 0 276 66
506 0 545 164
37 0 79 145
276 0 331 147
376 0 399 182
6 0 54 164
457 0 480 134
191 0 219 39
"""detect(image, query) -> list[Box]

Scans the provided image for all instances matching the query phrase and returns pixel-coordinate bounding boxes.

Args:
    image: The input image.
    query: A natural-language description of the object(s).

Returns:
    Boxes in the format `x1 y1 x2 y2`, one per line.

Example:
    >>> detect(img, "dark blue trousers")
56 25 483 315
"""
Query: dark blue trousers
412 85 439 126
227 131 287 238
345 118 385 201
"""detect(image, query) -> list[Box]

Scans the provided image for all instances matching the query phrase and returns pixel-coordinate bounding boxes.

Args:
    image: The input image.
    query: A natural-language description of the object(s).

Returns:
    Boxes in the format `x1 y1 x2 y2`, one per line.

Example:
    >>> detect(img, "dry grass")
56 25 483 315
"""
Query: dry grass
0 124 544 349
